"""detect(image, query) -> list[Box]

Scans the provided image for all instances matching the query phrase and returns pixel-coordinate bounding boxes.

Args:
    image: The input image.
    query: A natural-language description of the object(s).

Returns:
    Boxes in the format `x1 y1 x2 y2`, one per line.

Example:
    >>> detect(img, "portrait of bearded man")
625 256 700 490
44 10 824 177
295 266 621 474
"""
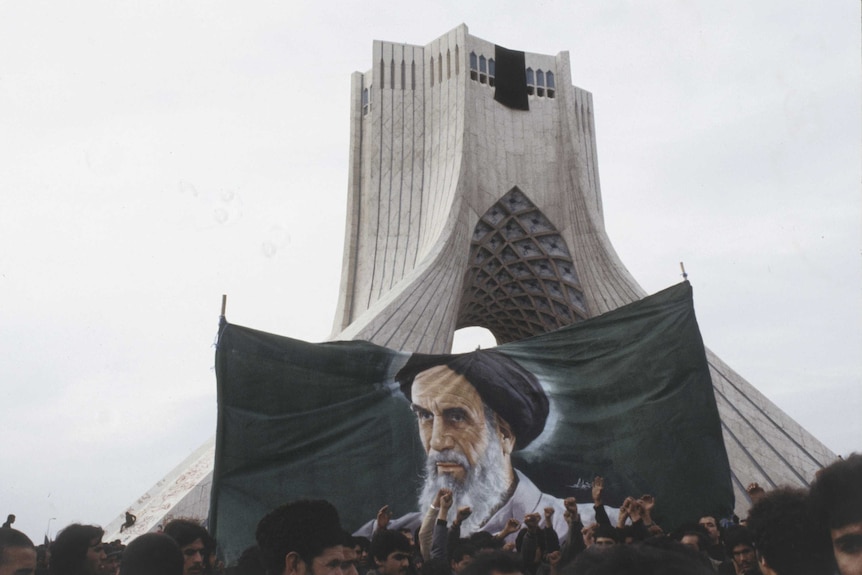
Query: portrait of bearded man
356 349 616 540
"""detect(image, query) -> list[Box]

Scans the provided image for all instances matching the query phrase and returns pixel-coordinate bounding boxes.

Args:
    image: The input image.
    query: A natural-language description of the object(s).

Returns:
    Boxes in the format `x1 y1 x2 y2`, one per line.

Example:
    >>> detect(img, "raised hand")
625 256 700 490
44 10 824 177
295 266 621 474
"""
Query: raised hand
628 499 644 523
582 523 596 547
639 494 655 512
440 489 454 511
454 506 472 526
501 517 521 537
376 505 392 530
746 482 766 505
592 477 604 506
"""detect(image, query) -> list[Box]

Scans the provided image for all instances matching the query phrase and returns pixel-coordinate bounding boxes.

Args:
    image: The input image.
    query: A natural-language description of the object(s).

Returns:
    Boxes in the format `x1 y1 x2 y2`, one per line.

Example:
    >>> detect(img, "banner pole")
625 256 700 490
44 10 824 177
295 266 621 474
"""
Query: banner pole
218 294 227 330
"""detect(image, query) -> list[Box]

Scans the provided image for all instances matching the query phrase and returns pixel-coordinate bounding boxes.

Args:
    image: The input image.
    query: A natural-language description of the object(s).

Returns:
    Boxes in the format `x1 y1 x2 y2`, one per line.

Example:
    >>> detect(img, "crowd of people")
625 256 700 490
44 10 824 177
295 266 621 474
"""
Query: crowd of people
1 453 859 575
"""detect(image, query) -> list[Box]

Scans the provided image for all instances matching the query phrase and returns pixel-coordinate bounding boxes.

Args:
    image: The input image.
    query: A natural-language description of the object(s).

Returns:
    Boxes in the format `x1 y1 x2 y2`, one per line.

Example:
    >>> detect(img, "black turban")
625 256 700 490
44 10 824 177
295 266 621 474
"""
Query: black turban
395 349 549 450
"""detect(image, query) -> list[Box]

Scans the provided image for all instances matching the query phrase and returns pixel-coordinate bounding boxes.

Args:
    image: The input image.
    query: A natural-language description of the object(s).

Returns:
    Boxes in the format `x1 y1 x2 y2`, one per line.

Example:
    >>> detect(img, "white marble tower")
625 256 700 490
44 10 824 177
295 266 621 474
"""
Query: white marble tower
330 24 836 517
106 25 836 539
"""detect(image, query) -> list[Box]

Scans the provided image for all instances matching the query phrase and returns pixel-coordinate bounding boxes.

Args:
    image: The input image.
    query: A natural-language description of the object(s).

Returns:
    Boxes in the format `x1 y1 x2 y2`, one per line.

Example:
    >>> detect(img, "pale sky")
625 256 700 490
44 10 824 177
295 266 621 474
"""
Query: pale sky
1 0 859 544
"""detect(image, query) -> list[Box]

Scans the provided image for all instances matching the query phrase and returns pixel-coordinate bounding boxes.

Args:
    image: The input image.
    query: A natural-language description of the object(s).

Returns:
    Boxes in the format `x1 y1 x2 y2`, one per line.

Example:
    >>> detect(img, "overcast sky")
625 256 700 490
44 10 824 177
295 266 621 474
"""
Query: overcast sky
1 1 859 543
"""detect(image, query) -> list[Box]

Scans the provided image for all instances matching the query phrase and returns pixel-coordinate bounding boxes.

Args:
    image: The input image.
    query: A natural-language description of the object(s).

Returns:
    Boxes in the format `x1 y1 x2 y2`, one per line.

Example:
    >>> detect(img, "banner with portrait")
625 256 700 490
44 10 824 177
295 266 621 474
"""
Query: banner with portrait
209 281 733 563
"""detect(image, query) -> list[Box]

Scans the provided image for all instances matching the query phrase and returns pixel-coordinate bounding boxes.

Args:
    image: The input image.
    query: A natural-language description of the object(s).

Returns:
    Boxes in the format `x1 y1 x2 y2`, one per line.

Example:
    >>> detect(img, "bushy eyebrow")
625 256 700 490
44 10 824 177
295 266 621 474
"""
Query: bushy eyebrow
834 532 862 553
442 407 470 421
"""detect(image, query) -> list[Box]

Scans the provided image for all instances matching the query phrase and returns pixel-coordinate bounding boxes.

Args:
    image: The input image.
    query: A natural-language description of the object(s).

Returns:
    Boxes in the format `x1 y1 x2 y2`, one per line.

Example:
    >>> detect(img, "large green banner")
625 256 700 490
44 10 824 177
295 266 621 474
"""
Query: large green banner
210 282 732 563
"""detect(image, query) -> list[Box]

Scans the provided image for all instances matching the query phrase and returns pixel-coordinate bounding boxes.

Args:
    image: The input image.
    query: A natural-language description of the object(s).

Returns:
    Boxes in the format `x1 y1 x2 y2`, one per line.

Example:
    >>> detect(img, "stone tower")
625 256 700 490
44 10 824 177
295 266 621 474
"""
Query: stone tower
330 24 835 516
105 25 836 539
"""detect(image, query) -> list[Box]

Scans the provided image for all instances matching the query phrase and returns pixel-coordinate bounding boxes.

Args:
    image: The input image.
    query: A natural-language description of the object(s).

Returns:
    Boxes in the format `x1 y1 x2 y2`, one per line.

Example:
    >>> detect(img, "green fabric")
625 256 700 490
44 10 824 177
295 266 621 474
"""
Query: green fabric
210 281 733 563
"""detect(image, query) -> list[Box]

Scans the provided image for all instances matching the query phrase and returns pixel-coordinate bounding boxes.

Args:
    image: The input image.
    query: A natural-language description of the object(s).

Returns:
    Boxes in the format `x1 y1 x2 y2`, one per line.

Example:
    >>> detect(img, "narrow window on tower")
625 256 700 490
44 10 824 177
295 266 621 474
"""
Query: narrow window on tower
438 52 442 83
479 55 487 84
411 60 416 90
362 87 369 115
546 71 555 98
526 67 535 96
469 51 478 81
390 59 395 89
488 58 495 87
401 60 405 90
536 69 545 97
380 58 385 88
455 45 459 75
430 57 434 86
447 49 451 79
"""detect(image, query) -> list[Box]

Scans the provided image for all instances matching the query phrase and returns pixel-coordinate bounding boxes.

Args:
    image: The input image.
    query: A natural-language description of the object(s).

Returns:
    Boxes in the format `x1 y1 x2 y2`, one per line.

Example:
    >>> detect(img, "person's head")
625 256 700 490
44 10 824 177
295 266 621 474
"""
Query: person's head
338 533 357 575
98 543 121 575
396 530 414 551
746 486 833 575
350 538 369 569
162 520 212 575
459 551 522 575
232 546 265 575
255 500 344 575
36 544 50 571
448 543 475 575
592 526 618 549
119 534 182 575
0 528 36 575
673 524 709 553
465 533 501 554
419 558 449 575
723 526 759 575
3 516 15 526
810 454 862 575
369 531 410 575
697 516 720 545
569 542 714 575
50 524 105 575
397 351 548 532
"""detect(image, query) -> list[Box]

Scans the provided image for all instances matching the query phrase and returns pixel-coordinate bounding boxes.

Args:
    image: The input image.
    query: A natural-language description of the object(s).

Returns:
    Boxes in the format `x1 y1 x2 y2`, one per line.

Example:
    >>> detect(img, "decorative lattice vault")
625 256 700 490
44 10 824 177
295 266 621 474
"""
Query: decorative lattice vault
457 188 588 343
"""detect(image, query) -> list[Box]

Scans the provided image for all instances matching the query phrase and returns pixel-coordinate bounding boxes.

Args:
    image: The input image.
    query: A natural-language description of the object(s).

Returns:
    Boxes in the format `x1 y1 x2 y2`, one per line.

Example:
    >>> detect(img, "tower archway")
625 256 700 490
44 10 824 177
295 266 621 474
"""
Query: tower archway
456 187 588 344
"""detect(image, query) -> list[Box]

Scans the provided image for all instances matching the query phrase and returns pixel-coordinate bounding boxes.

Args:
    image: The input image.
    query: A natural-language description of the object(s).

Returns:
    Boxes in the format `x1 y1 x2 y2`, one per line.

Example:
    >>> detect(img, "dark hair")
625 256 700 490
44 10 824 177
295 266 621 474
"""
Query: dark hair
119 533 182 575
593 525 618 543
568 542 713 575
234 545 266 575
370 530 411 563
421 557 451 575
672 523 709 552
465 532 502 552
50 524 105 575
746 487 833 575
351 537 370 553
460 551 522 575
0 528 35 561
255 500 343 575
722 525 755 556
448 542 476 565
810 453 862 529
162 519 213 550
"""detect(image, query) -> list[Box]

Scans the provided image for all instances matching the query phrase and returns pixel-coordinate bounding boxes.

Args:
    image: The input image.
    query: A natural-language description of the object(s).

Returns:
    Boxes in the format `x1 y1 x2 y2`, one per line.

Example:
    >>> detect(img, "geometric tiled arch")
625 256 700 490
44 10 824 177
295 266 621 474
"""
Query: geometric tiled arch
457 187 589 343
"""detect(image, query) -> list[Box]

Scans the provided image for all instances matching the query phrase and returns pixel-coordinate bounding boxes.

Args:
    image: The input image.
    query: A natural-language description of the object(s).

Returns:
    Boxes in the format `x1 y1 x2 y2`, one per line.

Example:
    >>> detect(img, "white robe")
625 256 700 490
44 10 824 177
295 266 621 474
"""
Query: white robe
355 470 618 543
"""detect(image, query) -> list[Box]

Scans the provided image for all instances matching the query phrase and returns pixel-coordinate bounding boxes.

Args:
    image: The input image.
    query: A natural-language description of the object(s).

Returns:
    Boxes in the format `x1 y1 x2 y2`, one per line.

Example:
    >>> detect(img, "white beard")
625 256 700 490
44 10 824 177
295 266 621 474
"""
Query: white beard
417 420 513 534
